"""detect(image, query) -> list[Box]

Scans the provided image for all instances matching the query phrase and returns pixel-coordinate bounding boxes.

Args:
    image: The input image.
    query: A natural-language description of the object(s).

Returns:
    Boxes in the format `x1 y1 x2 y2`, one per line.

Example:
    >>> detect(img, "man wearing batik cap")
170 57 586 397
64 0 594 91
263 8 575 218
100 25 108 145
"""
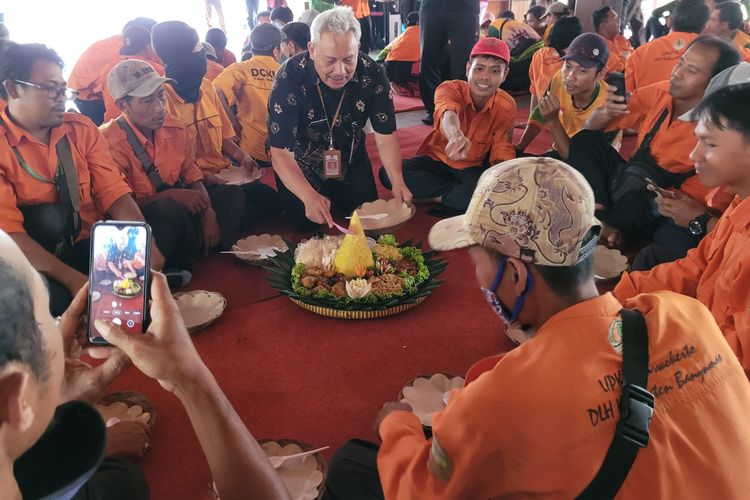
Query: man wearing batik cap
380 37 516 216
100 59 245 275
326 157 750 499
516 33 611 161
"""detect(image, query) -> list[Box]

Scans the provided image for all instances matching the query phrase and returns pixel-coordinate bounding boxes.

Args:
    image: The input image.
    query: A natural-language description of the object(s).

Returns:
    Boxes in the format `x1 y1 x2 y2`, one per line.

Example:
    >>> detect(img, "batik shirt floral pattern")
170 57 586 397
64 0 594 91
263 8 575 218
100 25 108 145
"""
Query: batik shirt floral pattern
267 51 396 189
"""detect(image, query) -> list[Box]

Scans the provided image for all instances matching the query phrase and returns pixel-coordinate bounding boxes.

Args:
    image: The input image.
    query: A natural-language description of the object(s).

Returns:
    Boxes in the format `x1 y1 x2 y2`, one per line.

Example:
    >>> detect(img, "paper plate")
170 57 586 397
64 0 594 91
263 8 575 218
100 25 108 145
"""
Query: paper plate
96 391 155 428
216 166 263 185
399 373 465 427
232 234 288 265
356 199 415 233
260 439 327 500
593 245 629 280
173 291 227 333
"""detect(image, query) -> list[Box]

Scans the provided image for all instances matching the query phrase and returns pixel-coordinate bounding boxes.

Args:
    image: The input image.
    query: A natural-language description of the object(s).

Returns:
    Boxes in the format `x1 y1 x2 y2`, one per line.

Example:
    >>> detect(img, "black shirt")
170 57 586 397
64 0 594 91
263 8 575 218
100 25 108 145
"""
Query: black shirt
420 0 479 13
267 51 396 189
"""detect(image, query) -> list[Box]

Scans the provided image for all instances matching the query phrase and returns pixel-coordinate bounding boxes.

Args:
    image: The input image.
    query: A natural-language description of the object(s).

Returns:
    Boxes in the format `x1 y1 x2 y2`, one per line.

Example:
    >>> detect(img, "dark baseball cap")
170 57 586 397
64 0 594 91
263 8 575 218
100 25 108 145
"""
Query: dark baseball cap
251 23 282 52
562 33 609 69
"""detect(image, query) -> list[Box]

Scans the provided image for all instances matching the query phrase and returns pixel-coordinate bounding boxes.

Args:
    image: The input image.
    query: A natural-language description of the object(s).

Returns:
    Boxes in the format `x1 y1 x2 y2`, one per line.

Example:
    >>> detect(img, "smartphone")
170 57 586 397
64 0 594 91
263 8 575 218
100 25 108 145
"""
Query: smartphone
605 72 627 103
87 221 151 345
645 177 675 198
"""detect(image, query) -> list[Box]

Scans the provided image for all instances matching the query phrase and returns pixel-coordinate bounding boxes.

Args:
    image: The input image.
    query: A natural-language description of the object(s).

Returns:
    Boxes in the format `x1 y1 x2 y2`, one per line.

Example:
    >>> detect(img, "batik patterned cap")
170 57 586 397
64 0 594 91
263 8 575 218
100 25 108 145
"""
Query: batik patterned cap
428 157 601 267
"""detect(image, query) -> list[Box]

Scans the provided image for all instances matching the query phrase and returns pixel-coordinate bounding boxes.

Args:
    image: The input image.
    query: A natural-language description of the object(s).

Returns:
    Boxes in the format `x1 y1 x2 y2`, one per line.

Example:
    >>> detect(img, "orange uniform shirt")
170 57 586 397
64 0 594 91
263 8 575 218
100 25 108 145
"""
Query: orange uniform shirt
385 25 421 63
615 195 750 375
340 0 370 18
99 57 166 124
730 30 750 62
205 59 226 81
624 31 698 91
605 33 633 74
378 292 750 498
0 111 131 240
417 80 516 170
213 55 279 162
609 81 731 209
219 48 237 68
69 35 162 100
528 46 563 99
163 79 236 174
99 114 203 198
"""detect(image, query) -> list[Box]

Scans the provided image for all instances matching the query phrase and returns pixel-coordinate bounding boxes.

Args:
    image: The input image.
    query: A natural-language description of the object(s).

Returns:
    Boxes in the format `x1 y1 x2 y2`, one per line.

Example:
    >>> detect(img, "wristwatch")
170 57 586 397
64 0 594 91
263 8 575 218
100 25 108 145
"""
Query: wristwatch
688 212 712 238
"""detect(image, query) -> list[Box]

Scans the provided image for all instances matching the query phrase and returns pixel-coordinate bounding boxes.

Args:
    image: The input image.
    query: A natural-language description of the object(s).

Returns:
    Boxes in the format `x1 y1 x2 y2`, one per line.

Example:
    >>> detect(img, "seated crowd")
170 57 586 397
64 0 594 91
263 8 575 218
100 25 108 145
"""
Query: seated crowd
3 0 750 498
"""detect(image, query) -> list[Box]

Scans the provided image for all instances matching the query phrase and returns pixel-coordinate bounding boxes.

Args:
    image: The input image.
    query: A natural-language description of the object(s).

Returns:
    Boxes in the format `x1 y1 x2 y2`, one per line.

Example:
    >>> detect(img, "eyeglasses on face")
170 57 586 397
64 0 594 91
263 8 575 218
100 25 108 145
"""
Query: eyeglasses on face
13 80 79 100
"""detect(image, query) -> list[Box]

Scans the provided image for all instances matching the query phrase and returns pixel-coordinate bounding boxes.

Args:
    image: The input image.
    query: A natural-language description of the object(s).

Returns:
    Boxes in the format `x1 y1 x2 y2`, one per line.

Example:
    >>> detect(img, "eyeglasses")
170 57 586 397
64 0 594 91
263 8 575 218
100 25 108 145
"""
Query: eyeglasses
13 80 79 100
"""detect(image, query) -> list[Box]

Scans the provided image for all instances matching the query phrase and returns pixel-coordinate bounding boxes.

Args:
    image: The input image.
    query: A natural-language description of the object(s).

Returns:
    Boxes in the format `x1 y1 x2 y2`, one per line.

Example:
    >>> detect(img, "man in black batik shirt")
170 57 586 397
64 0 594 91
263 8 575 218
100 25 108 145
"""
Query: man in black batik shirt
268 6 412 231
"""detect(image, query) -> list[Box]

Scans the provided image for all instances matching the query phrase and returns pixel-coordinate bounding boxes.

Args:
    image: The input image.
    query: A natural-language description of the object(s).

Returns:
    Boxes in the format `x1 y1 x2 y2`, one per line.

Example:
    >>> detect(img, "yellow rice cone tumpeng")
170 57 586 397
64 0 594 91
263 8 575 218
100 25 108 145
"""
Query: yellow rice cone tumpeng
334 211 374 277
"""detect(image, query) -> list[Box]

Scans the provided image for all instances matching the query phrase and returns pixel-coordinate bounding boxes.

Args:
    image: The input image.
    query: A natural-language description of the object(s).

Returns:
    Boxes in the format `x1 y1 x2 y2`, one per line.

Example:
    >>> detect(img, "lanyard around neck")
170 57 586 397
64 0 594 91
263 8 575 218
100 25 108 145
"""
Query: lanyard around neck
316 83 346 149
0 116 57 184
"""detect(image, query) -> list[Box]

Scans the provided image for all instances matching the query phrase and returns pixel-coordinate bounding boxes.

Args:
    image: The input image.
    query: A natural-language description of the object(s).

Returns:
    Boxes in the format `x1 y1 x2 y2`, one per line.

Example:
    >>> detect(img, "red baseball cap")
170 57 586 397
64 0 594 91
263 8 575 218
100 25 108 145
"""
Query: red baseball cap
470 37 511 64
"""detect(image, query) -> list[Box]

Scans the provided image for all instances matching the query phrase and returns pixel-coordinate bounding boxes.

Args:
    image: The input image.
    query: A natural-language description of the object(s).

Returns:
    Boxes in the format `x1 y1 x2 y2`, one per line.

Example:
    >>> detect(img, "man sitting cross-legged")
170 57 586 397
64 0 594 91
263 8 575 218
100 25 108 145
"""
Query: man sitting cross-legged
567 36 739 263
100 60 245 275
380 37 516 216
516 33 613 161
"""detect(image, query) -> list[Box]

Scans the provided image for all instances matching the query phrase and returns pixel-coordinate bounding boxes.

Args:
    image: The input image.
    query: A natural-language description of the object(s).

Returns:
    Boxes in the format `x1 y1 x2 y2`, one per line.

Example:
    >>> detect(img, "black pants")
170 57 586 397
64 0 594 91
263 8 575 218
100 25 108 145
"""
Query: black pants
275 149 378 232
75 99 105 126
380 155 486 212
384 60 415 85
245 0 259 26
359 16 373 54
141 184 245 267
325 440 384 500
46 239 91 316
567 129 700 255
419 11 478 113
501 55 533 93
72 458 149 500
240 181 283 226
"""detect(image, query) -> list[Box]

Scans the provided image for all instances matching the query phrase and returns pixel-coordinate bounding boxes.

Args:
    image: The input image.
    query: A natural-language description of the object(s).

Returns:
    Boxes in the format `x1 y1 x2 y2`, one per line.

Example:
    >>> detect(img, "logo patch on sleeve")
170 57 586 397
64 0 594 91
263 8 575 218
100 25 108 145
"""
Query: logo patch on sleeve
608 318 623 355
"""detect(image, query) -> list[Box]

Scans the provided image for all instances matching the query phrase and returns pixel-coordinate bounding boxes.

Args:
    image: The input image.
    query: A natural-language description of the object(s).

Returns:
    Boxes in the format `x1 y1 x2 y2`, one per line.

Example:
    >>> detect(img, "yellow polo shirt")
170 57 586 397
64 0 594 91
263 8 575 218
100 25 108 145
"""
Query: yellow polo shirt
163 78 236 174
213 55 279 162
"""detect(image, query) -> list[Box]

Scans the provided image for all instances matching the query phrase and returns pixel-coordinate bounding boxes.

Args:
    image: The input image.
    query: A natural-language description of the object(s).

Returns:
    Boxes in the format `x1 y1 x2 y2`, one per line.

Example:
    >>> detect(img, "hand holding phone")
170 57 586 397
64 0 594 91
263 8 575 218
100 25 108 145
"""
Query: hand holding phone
645 177 677 198
88 221 152 345
605 72 627 104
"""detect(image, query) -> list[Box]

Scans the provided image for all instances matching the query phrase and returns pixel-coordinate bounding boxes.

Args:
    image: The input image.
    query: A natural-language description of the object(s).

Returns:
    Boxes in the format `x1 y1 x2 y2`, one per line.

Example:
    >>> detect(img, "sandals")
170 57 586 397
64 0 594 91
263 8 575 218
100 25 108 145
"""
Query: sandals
96 391 157 429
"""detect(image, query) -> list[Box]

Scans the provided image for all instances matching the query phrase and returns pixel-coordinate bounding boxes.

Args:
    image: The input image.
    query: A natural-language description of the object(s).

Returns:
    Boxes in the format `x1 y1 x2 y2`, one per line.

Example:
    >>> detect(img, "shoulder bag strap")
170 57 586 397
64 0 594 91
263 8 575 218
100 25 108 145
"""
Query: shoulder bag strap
115 116 168 191
54 136 82 241
577 308 655 500
638 108 670 152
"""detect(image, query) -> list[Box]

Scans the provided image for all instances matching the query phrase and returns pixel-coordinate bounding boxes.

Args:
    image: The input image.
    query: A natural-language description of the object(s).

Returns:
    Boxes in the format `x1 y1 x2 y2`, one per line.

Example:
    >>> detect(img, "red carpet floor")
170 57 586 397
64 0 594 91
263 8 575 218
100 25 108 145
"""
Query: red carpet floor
392 94 425 113
107 107 634 498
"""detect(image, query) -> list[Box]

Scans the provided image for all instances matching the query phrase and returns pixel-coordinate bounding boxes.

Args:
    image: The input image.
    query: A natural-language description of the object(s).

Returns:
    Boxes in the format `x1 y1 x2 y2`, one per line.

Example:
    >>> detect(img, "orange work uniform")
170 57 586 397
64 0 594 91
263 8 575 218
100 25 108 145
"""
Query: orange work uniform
219 48 237 68
730 29 750 62
69 35 162 100
99 114 204 198
0 111 131 240
205 59 226 81
385 25 420 62
163 79 236 174
378 292 750 498
416 80 516 170
605 33 633 74
340 0 370 18
624 31 698 91
213 55 279 162
615 195 750 375
609 81 732 209
99 57 166 124
528 46 563 99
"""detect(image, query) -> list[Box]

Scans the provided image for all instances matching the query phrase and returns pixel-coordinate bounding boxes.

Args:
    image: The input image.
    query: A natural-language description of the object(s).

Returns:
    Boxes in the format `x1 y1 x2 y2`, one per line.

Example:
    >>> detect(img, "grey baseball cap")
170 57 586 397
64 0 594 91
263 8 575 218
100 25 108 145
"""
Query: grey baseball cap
107 59 173 100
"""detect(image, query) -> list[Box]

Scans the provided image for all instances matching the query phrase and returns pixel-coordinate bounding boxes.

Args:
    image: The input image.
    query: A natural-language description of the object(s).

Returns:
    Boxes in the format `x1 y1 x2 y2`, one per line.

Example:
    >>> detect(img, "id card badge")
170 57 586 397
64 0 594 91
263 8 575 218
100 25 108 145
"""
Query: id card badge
324 148 343 178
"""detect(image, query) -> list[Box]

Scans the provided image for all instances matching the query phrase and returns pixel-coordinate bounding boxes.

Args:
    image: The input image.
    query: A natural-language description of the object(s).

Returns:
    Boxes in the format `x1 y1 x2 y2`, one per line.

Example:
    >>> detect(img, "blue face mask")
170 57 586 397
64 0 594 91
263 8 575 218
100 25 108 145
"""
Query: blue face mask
481 256 535 343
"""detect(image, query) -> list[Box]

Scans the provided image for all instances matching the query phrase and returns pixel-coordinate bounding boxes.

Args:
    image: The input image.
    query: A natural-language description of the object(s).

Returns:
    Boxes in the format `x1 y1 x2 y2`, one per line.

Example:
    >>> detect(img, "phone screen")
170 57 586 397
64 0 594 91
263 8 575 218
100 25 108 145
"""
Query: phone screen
88 222 151 344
